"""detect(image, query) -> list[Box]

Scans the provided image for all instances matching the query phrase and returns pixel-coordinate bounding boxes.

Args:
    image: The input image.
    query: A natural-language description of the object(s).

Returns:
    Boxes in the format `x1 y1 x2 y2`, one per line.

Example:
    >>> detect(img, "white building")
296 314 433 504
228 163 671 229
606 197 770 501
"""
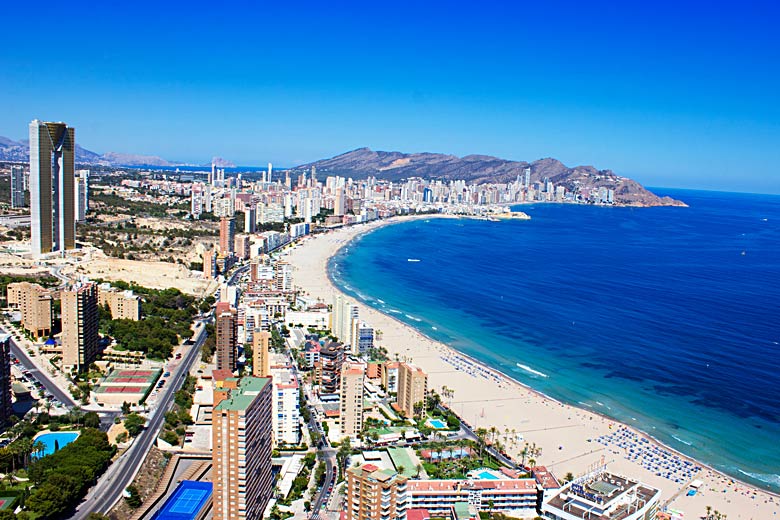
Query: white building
270 366 301 446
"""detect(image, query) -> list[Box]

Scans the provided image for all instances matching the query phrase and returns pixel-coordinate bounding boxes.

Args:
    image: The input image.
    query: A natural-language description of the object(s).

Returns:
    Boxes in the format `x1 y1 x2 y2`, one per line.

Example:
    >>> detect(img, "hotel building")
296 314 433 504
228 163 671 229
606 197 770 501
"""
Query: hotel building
212 376 274 520
345 464 408 520
319 342 344 394
270 364 301 445
408 478 540 517
97 283 141 320
219 217 235 256
29 120 76 257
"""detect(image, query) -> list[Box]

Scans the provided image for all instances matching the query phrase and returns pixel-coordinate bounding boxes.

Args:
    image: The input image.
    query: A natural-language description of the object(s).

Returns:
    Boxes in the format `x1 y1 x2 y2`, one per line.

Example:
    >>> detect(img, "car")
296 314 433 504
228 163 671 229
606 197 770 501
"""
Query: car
163 372 171 377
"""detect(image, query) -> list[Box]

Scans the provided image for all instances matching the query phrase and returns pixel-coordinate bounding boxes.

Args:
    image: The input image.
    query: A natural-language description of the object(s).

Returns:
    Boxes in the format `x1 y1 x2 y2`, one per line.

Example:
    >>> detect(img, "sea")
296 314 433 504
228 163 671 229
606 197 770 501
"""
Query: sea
328 188 780 492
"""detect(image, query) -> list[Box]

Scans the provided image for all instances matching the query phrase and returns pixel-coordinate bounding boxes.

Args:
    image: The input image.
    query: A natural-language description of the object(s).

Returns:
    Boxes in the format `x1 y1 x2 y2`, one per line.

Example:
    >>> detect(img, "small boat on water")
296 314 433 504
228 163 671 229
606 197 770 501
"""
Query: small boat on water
407 258 421 262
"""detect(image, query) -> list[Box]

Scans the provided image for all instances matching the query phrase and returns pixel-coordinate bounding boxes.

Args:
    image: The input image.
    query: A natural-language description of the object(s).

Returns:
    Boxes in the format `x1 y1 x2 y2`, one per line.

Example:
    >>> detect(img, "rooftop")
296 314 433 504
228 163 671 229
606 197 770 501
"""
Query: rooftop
214 376 271 412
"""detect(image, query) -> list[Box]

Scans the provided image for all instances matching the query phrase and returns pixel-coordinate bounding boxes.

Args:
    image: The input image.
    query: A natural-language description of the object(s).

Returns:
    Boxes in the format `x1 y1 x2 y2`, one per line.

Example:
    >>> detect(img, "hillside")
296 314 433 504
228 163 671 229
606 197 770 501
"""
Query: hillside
0 136 178 167
296 148 685 207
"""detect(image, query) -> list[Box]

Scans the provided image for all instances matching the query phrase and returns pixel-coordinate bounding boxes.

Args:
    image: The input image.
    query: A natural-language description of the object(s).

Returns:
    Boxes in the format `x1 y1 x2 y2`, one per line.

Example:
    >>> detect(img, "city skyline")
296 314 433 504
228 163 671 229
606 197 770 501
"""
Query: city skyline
0 2 778 193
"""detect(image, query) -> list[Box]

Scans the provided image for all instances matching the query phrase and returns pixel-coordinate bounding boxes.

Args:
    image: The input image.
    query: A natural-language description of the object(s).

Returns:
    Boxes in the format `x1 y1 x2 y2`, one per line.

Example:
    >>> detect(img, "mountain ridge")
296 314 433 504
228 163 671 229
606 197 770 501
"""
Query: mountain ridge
296 147 685 207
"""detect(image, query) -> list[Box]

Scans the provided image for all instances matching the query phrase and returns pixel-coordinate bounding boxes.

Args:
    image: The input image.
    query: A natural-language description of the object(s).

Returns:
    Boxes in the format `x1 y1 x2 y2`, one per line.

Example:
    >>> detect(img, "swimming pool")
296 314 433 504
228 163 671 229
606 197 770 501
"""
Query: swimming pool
427 418 447 429
33 431 79 457
470 469 501 480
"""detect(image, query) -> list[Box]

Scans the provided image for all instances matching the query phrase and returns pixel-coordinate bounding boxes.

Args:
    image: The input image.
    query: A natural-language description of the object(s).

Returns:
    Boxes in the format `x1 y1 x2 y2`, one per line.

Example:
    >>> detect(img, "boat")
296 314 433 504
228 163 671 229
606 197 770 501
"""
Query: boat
407 258 421 262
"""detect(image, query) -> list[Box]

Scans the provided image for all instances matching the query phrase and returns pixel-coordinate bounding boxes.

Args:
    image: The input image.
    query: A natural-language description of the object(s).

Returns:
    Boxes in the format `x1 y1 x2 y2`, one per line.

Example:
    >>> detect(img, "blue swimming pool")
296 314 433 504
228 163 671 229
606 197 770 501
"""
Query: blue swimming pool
427 418 447 429
34 431 79 457
474 470 500 480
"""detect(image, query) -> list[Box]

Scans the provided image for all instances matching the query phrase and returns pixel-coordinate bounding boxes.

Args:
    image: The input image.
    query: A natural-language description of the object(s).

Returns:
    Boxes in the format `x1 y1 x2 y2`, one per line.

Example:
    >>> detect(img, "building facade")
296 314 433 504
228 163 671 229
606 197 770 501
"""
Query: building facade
10 165 25 208
61 281 99 373
212 376 274 520
219 217 236 256
340 363 365 438
397 363 427 418
6 282 52 339
252 329 270 378
97 283 141 320
29 120 76 257
345 464 408 520
75 169 89 222
319 342 344 394
270 366 301 445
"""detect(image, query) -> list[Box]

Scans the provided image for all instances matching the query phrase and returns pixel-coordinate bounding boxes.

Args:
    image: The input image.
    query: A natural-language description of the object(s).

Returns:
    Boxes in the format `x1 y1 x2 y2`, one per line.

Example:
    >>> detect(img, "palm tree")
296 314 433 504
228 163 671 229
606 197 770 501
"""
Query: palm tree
415 464 422 478
519 443 530 467
487 498 494 518
705 506 712 519
528 458 536 468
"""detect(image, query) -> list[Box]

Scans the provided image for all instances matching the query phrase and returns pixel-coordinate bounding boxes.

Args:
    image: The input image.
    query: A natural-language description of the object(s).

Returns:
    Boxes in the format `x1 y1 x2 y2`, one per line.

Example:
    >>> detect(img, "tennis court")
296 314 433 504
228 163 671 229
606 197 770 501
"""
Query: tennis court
152 480 212 520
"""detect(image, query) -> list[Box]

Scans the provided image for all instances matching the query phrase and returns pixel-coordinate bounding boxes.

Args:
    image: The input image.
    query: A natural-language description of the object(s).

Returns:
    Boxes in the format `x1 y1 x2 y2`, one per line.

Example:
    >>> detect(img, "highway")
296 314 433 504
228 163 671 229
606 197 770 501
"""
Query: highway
72 321 208 519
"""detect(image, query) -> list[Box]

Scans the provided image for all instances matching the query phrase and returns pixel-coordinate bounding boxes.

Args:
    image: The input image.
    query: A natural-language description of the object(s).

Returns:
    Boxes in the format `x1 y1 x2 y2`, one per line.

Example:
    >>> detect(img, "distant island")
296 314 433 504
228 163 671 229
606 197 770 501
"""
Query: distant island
296 147 686 207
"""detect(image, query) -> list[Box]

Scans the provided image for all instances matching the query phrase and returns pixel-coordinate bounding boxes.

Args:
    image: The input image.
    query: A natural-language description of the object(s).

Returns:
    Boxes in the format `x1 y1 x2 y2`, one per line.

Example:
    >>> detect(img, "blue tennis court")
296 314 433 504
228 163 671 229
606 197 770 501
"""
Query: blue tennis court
152 480 212 520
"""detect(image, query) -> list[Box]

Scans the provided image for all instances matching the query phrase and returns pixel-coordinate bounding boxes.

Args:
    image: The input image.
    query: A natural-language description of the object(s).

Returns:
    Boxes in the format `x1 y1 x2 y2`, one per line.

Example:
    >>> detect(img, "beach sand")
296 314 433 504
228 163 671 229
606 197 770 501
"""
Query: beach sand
282 216 780 519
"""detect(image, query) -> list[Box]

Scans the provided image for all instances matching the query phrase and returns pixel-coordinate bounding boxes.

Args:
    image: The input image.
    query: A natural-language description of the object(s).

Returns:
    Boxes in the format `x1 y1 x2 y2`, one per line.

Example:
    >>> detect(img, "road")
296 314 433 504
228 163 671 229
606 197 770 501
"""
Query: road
0 325 76 408
72 322 208 519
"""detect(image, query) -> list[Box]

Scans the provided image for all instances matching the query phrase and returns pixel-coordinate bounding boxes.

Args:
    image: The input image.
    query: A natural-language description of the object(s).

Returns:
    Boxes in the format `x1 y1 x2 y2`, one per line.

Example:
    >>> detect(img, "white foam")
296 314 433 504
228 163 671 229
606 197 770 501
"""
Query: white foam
516 363 549 378
738 469 780 487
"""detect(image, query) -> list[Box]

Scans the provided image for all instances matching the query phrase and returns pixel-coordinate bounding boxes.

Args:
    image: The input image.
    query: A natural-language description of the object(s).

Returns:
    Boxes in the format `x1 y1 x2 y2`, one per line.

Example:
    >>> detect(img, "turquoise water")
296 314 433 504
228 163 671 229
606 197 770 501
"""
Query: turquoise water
427 418 447 429
34 431 79 457
475 470 500 480
330 189 780 492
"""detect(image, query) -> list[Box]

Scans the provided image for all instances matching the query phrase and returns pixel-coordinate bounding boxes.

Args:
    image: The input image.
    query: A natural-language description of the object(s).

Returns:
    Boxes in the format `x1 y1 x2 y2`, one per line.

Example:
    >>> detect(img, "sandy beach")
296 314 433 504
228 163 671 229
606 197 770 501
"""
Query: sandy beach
282 216 780 519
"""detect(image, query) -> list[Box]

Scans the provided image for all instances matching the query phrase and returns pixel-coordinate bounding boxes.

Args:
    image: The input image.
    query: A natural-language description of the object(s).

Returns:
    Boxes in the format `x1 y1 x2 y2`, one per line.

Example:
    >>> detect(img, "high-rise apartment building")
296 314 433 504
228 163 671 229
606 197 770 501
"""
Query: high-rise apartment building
345 464 408 520
29 120 76 257
74 169 89 222
203 249 217 279
215 302 237 372
10 165 25 208
219 217 236 256
397 363 427 419
0 334 12 425
340 363 365 438
274 262 293 292
61 281 99 373
234 234 251 260
270 366 301 445
252 329 270 378
212 376 274 520
6 282 53 339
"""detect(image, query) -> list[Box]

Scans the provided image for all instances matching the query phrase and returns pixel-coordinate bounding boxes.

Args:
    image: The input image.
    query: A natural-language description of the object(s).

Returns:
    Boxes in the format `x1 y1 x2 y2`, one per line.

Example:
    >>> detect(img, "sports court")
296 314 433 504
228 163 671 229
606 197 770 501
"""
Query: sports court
152 480 212 520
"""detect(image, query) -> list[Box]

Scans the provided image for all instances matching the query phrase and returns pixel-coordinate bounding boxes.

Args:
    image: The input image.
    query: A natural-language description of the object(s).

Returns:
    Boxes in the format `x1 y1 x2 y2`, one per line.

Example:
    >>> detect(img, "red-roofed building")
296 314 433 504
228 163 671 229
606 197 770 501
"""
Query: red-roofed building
531 466 561 490
405 508 431 520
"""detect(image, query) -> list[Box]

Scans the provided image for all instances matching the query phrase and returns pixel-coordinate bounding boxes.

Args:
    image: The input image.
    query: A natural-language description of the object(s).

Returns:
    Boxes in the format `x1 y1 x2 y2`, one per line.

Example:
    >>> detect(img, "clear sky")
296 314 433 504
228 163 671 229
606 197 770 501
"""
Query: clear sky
1 1 779 193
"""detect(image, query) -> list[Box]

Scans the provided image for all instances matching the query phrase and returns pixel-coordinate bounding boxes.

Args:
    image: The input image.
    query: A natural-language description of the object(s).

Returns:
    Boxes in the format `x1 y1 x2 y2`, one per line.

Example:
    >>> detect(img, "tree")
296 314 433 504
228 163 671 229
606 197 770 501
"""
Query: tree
121 401 131 415
125 485 142 508
83 411 101 429
564 472 574 483
124 413 146 437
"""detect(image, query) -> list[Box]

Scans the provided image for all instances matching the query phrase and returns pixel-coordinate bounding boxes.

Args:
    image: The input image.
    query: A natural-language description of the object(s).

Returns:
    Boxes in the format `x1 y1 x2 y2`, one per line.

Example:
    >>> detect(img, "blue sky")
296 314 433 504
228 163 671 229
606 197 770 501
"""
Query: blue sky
1 1 779 192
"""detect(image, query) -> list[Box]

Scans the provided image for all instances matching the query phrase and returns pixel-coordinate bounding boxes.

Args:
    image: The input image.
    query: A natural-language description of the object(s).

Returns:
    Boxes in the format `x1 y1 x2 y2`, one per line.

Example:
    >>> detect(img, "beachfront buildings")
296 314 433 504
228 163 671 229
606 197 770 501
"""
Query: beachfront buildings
541 470 660 520
6 282 53 339
97 283 141 321
29 120 76 258
216 302 238 372
345 464 409 520
61 281 99 373
340 363 365 438
274 261 293 292
252 329 271 378
397 363 427 419
382 362 400 394
212 376 274 520
408 478 539 517
332 295 359 346
0 334 12 424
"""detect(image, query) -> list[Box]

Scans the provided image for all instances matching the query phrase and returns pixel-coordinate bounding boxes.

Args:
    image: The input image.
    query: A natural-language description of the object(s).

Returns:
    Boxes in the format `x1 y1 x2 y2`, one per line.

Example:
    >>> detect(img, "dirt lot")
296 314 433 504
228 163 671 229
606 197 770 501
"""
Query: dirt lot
108 446 168 520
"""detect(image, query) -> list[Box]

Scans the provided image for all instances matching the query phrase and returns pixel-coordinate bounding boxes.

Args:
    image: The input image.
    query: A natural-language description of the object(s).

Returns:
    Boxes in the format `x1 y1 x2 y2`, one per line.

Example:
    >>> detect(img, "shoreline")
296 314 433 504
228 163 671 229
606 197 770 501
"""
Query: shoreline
283 215 780 518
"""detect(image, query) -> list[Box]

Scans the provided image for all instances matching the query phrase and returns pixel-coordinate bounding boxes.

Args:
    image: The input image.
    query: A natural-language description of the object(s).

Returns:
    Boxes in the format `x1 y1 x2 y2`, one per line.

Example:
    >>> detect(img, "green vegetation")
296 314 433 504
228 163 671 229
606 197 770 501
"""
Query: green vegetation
99 282 199 360
159 375 196 446
201 323 216 362
90 190 188 218
26 428 116 518
417 439 507 480
277 452 316 505
124 413 146 437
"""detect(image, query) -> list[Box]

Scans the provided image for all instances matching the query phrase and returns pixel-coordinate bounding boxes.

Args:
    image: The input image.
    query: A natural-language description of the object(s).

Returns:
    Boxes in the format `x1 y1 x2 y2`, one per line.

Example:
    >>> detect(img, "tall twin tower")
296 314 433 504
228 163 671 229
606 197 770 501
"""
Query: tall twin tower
29 120 76 257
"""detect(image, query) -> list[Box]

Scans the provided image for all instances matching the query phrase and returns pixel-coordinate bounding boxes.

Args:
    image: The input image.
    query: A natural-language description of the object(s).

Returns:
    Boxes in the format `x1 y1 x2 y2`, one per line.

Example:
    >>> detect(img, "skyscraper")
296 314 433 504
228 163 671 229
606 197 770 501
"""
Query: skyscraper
10 165 25 208
29 120 76 257
212 376 274 520
215 302 237 372
61 281 99 373
74 169 89 222
219 217 235 256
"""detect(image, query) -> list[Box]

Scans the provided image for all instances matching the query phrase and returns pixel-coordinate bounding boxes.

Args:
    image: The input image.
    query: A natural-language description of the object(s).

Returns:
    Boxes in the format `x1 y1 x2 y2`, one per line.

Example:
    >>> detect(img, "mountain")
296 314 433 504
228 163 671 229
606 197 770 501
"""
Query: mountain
296 148 685 207
0 136 179 167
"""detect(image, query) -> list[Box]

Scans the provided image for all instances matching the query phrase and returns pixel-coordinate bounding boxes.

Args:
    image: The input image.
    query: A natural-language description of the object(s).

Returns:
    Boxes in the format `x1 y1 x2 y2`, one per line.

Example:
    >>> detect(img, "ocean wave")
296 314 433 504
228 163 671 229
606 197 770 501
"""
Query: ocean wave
377 299 385 304
738 470 780 487
387 309 401 314
405 314 422 322
516 363 549 378
672 435 693 446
